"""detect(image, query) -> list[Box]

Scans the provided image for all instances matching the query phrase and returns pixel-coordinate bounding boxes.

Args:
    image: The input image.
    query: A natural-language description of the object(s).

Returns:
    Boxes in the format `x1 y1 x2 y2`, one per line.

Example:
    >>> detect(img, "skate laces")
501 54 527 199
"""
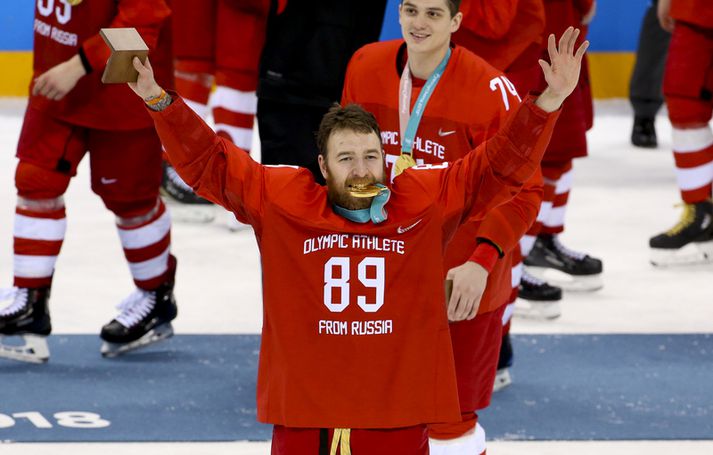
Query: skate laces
0 287 28 316
552 236 586 260
115 289 156 327
166 165 193 192
666 203 695 236
522 271 546 286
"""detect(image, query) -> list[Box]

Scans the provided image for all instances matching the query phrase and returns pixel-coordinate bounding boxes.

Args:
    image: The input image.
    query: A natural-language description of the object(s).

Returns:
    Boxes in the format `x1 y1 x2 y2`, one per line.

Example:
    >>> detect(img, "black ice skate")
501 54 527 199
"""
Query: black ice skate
100 279 177 358
160 162 216 223
649 200 713 267
0 287 51 363
514 271 562 320
524 234 603 292
493 332 513 393
631 116 657 148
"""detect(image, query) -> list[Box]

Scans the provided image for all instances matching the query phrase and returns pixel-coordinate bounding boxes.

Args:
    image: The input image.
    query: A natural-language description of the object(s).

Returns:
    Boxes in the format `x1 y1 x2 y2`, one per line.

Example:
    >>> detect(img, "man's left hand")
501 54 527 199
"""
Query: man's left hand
535 27 589 112
32 54 86 101
446 261 488 322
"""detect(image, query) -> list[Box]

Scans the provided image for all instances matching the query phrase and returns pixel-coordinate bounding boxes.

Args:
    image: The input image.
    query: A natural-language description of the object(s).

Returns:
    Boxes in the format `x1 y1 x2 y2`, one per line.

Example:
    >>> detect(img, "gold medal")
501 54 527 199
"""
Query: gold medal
66 0 83 6
393 153 417 178
348 183 383 198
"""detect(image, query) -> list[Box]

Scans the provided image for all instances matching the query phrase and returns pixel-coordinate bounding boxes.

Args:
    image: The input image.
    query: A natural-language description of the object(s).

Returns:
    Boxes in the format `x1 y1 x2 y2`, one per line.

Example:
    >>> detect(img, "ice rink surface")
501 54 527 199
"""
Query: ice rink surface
0 98 711 453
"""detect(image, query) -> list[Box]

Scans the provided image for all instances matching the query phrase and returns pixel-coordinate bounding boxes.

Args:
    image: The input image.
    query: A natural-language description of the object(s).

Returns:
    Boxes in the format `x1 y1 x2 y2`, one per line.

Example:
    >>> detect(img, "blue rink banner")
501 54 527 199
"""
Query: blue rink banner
0 334 711 442
3 0 650 52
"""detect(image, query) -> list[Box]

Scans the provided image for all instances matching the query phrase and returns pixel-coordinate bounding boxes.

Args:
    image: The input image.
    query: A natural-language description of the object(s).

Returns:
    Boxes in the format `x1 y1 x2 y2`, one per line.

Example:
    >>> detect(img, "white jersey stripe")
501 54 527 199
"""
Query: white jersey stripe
14 214 67 241
118 210 171 250
672 126 713 153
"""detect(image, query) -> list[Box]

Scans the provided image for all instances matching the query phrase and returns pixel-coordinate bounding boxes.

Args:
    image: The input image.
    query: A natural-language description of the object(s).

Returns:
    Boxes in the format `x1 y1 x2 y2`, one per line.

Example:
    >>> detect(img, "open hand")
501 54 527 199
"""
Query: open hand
536 27 589 112
127 56 162 100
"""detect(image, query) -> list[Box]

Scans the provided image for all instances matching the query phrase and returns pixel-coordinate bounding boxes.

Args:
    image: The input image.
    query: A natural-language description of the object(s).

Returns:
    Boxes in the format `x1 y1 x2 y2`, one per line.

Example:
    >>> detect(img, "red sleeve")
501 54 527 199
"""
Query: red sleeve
82 0 171 72
400 95 559 230
476 168 543 256
468 242 500 273
461 0 520 40
466 80 540 258
147 93 281 233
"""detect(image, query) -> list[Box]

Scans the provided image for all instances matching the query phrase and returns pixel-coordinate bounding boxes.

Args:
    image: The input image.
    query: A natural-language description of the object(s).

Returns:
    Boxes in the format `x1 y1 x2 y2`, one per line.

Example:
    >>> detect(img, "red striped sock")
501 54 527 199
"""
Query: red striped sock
117 201 173 290
13 206 66 288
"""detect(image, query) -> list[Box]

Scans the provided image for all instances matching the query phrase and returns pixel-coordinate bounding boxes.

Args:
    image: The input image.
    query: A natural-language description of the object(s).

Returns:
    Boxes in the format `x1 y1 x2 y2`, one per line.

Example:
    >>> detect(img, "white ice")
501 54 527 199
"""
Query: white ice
0 98 711 453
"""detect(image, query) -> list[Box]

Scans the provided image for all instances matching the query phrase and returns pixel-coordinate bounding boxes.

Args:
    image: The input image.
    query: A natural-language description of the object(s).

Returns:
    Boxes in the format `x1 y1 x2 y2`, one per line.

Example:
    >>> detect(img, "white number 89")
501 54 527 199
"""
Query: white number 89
324 257 385 313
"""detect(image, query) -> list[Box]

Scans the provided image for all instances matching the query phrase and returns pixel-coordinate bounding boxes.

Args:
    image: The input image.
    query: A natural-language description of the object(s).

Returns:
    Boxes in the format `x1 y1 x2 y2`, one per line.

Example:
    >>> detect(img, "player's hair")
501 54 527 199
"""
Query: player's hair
445 0 461 16
400 0 461 17
316 104 381 158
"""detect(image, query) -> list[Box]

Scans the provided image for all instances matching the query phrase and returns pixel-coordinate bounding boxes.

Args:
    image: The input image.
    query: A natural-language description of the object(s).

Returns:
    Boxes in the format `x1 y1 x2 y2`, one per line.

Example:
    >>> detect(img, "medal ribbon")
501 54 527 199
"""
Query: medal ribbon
330 428 351 455
394 47 451 177
333 184 390 224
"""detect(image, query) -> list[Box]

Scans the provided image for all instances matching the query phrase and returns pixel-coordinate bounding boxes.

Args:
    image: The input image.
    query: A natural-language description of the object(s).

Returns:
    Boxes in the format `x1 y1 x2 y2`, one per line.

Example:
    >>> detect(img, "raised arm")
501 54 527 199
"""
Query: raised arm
127 57 266 228
420 28 588 230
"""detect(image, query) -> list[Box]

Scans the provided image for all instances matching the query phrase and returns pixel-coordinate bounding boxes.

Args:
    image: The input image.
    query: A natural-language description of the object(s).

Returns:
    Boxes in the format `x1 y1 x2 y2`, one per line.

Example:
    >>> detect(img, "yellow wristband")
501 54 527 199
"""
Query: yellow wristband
145 89 166 106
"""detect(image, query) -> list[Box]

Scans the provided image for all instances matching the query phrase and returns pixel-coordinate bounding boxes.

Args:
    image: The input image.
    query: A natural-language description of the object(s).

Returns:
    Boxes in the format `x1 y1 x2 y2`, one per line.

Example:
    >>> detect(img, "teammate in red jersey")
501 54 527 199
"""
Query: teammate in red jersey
518 0 604 294
342 0 545 452
128 23 586 453
452 0 554 397
649 0 713 265
162 0 271 225
0 0 178 362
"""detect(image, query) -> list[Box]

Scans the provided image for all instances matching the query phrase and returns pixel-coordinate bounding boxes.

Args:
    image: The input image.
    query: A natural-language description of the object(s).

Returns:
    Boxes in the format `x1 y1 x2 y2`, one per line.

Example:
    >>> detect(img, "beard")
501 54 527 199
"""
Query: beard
326 175 380 210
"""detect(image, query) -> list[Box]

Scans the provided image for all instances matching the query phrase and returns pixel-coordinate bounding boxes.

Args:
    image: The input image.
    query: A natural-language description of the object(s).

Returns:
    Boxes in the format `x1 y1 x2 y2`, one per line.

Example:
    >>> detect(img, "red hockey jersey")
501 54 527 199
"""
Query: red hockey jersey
671 0 713 29
454 0 545 72
29 0 173 130
150 94 558 428
342 41 544 314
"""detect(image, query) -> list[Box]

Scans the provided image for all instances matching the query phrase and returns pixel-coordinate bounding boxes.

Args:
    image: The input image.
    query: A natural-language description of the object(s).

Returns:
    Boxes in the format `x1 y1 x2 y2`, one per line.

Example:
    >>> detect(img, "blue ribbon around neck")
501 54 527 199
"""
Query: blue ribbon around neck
401 47 451 154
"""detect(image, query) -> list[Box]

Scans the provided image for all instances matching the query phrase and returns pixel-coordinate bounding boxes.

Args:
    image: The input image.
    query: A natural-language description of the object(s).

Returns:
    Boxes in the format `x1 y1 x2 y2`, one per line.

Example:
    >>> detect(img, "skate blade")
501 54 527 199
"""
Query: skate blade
492 368 512 393
513 298 562 320
164 201 216 224
525 266 603 292
101 323 174 358
650 240 713 267
0 335 49 364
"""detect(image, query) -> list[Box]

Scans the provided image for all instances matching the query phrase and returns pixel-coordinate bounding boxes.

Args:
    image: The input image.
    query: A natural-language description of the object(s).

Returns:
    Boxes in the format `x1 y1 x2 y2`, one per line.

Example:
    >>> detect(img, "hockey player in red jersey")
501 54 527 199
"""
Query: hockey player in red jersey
518 0 604 293
649 0 713 265
128 23 586 453
451 0 554 396
0 0 178 362
161 0 271 225
342 0 546 452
